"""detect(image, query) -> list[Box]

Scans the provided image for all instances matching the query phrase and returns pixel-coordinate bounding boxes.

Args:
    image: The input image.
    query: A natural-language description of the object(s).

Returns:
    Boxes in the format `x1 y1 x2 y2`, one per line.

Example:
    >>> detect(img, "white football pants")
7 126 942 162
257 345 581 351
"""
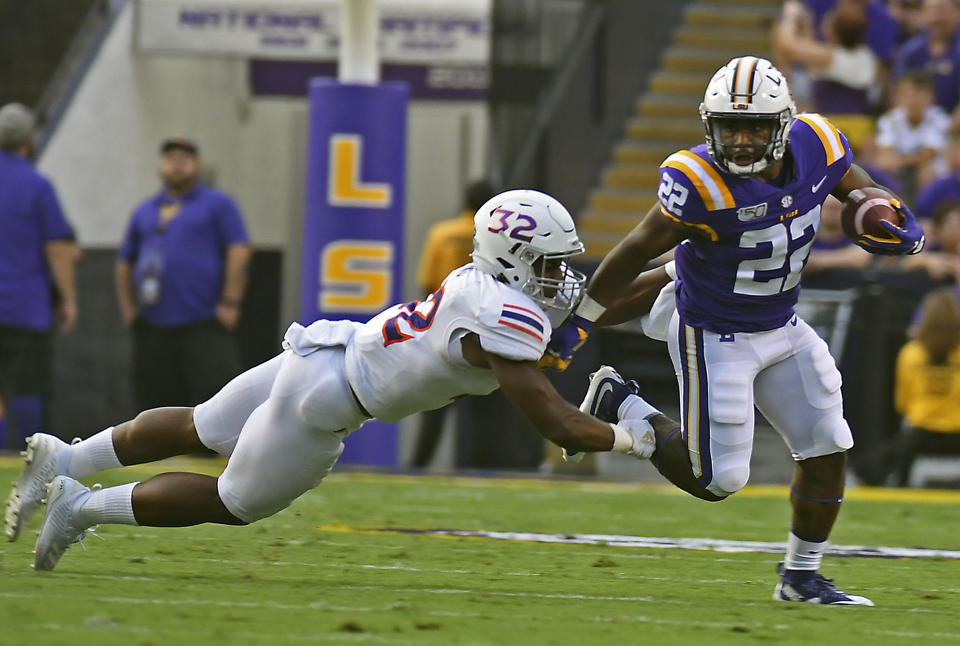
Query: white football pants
666 311 853 497
193 347 368 523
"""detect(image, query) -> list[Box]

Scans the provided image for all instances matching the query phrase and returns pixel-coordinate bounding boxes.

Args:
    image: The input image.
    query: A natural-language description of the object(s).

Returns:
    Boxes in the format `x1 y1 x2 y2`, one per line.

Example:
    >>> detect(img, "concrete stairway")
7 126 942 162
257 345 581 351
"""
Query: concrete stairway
577 0 781 261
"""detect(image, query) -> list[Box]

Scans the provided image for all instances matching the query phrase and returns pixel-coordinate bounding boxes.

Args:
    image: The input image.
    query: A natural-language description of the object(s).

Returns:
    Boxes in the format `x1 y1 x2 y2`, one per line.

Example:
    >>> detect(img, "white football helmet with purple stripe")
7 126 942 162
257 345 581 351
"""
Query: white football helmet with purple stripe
700 56 796 176
471 189 586 315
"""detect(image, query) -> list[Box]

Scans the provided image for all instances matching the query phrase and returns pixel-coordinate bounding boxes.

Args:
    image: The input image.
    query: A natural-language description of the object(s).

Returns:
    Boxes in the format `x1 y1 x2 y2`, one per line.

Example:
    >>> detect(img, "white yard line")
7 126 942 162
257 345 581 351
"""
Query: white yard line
354 527 960 560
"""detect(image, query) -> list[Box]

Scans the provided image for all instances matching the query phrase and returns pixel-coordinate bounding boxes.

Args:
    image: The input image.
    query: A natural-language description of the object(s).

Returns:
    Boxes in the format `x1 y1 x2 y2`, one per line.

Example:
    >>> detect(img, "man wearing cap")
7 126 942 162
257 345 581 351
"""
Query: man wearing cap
116 137 251 412
0 103 80 449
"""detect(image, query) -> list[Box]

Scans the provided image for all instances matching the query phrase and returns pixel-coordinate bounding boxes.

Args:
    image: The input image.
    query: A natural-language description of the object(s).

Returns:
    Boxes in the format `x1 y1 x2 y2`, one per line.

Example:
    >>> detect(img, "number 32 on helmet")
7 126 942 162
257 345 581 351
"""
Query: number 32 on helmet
471 189 587 318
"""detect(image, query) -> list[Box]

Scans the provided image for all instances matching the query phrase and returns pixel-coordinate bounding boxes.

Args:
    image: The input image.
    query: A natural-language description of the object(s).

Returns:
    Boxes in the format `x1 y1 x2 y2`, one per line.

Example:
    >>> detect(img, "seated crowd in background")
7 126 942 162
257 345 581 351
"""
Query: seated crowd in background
774 1 960 486
775 0 960 290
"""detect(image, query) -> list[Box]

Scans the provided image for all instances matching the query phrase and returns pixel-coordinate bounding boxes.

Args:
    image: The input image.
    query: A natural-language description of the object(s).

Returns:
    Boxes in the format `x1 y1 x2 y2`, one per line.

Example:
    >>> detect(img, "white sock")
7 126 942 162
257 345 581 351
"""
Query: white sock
74 482 139 527
64 428 123 478
784 531 826 571
619 394 659 421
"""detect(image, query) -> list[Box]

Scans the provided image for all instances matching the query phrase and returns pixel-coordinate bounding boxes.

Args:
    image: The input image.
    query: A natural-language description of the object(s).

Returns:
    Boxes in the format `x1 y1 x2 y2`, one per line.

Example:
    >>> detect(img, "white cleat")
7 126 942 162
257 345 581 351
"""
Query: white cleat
5 434 69 541
33 476 94 572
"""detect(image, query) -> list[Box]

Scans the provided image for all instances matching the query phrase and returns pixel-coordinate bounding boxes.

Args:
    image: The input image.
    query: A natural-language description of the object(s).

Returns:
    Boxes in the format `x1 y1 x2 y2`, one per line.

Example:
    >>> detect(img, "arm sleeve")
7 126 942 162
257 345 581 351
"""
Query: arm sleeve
117 213 141 262
657 165 712 225
35 177 74 241
476 294 550 362
215 194 249 247
833 121 854 176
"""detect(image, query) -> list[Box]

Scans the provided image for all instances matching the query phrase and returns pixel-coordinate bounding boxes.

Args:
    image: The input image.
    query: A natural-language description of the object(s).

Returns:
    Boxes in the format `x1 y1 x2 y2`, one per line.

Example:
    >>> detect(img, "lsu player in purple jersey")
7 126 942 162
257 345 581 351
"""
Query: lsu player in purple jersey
544 56 925 605
6 189 660 571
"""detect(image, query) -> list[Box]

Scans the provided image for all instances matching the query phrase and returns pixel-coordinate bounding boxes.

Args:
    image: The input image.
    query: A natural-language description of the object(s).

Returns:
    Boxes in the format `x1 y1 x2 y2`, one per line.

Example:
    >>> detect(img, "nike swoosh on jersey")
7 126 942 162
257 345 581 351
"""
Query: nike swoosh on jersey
811 176 826 192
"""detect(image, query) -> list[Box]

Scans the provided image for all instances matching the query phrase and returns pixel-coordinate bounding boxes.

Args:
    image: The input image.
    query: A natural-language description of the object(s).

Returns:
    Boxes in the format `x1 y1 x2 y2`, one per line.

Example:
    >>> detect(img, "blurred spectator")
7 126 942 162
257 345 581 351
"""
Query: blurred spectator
852 137 904 195
774 0 880 151
899 199 960 282
892 287 960 486
931 198 960 256
915 128 960 219
116 137 251 412
802 0 899 64
0 103 79 449
416 179 494 301
409 179 494 468
892 0 960 115
875 71 950 199
888 0 927 47
803 195 872 287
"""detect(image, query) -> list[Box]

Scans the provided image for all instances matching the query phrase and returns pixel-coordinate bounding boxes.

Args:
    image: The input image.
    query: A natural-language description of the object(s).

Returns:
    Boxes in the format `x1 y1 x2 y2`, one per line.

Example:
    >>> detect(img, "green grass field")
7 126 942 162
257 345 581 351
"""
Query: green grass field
1 457 959 646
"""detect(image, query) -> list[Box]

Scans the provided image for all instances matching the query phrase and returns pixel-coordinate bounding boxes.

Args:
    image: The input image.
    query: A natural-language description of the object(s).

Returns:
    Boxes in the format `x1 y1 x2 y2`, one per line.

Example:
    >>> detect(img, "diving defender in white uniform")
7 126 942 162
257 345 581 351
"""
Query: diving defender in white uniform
6 190 658 571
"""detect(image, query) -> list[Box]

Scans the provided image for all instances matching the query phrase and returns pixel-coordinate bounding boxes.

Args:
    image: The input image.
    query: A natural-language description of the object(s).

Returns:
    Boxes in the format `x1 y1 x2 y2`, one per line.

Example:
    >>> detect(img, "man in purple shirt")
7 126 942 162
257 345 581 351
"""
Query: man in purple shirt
544 57 924 605
116 138 251 412
892 0 960 113
0 103 79 449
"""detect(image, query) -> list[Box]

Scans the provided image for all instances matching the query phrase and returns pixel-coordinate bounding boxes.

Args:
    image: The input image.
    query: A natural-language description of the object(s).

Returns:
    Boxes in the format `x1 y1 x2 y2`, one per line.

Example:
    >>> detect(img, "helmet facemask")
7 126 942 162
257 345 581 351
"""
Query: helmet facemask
521 250 586 313
705 114 786 176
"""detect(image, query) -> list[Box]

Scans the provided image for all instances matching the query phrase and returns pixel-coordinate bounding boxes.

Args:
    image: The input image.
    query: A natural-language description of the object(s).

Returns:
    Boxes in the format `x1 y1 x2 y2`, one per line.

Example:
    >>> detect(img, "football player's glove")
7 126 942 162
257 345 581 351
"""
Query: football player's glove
538 313 593 371
563 417 655 463
612 419 656 459
854 199 925 256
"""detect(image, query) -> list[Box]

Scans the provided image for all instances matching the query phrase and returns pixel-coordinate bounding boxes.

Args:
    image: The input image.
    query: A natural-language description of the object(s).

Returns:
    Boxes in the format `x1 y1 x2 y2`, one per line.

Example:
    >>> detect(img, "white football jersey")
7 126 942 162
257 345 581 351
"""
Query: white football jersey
344 263 551 422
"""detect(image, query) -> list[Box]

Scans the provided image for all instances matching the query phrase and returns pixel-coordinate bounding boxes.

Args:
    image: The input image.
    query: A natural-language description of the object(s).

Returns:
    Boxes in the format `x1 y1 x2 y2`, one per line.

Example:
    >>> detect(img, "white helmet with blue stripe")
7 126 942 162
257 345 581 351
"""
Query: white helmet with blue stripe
699 56 796 176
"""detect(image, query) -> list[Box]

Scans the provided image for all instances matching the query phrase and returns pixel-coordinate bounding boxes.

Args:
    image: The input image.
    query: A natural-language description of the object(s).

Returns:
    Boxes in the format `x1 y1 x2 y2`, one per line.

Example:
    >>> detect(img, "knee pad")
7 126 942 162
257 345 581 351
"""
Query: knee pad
799 416 854 460
706 465 750 497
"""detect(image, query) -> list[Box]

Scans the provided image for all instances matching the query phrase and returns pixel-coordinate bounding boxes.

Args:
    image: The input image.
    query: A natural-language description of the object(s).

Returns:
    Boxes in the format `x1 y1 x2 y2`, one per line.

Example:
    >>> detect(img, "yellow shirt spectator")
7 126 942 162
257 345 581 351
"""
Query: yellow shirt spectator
417 212 476 294
895 341 960 433
416 180 494 295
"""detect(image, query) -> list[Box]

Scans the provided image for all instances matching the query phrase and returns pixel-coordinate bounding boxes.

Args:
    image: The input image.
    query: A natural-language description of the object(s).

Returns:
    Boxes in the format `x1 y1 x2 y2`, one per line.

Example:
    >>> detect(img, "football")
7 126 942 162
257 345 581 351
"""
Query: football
840 187 901 240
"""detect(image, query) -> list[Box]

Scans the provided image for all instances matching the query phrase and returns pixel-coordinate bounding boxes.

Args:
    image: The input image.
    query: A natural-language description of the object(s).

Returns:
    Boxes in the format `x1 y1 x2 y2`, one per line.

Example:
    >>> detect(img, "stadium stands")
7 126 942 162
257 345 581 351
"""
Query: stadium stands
578 0 781 261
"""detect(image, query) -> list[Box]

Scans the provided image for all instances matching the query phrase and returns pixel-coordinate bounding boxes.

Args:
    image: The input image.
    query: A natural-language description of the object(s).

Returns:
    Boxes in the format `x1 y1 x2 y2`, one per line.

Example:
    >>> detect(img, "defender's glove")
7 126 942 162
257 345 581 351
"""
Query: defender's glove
611 419 655 459
562 420 654 463
538 313 593 371
855 199 925 256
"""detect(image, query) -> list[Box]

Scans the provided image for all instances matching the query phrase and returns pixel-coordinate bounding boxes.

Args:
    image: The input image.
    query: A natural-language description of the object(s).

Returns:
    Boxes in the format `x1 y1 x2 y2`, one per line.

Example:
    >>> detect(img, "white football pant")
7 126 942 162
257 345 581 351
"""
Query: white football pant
666 311 853 497
193 347 368 523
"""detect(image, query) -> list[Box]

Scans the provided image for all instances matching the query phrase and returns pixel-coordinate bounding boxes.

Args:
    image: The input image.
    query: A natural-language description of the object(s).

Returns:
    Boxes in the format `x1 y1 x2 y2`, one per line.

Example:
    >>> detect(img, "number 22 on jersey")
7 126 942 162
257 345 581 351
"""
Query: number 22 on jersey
735 206 819 296
381 288 445 346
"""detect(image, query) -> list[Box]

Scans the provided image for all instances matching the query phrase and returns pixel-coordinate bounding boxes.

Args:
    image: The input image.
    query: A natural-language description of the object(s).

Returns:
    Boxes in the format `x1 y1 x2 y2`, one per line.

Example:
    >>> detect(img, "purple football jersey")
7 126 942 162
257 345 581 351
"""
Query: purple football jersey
657 113 853 334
